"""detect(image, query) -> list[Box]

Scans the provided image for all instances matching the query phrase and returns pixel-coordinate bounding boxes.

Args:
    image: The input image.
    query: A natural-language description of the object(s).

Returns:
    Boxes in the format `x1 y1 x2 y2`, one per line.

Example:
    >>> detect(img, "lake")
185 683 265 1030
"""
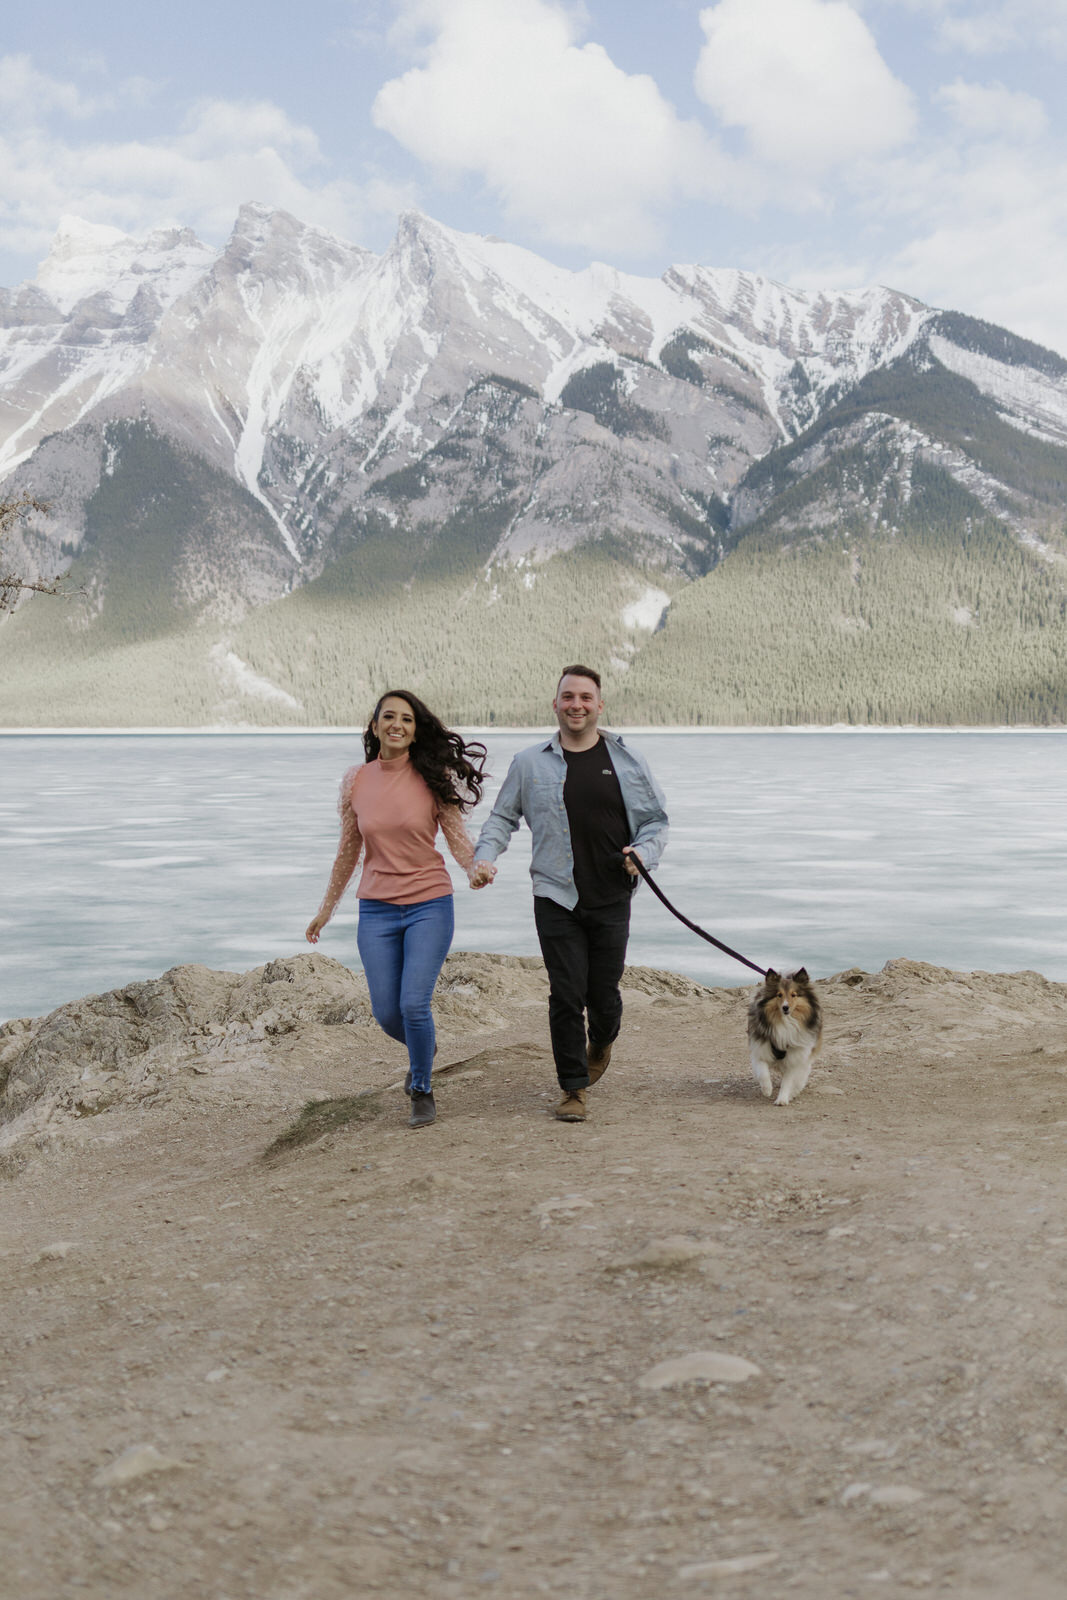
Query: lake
1 730 1065 1022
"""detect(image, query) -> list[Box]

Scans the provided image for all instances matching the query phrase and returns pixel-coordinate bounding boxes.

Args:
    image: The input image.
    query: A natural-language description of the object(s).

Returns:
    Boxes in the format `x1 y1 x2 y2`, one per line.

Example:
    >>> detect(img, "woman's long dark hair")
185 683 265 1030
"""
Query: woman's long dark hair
363 690 488 812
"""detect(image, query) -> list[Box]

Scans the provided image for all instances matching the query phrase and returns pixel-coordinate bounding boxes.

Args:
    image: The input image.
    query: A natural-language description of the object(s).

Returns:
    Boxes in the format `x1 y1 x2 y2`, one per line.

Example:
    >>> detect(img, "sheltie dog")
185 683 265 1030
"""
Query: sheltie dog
747 968 823 1106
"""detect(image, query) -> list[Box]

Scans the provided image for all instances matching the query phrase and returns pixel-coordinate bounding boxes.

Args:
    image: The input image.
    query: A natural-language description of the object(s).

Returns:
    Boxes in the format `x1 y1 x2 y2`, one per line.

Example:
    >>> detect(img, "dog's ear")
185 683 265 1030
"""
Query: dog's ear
792 967 809 984
763 968 779 985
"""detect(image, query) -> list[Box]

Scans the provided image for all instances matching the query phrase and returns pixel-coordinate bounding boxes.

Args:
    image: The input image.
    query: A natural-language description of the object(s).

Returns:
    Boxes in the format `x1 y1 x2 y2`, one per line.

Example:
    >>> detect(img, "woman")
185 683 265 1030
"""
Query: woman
306 691 494 1128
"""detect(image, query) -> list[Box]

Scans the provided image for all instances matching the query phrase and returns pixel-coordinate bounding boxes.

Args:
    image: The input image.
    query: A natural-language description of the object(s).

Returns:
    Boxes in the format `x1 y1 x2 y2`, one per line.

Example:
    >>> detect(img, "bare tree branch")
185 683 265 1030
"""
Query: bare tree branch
0 494 60 613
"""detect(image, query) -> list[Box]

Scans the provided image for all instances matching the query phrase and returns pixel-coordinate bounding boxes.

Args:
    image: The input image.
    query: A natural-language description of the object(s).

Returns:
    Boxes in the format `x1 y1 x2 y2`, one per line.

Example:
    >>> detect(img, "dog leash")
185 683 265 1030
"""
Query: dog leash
629 854 768 978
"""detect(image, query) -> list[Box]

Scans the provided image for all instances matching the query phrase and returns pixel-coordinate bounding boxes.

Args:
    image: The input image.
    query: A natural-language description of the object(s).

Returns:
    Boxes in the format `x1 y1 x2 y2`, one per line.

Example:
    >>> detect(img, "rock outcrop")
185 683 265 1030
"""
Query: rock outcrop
5 953 1067 1161
0 950 571 1147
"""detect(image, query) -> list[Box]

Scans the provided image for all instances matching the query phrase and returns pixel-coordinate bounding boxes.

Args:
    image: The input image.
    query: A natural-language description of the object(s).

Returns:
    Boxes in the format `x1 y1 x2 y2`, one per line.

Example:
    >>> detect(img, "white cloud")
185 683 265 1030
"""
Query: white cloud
936 78 1048 140
0 53 105 120
768 117 1067 355
0 61 381 270
177 99 323 167
695 0 916 174
934 1 1067 56
886 216 1067 355
373 0 733 253
871 0 1067 56
685 3 1067 354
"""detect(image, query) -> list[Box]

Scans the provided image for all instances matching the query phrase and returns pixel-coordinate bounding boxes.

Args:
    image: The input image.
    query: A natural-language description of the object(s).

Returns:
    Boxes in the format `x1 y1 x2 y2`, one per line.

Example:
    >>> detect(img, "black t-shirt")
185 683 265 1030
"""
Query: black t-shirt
562 737 632 907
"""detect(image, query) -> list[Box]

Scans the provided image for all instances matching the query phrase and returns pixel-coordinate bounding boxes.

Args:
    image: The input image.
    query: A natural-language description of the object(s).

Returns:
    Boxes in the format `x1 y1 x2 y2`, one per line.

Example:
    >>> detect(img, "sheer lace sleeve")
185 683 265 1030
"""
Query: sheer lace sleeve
315 767 364 922
437 803 476 872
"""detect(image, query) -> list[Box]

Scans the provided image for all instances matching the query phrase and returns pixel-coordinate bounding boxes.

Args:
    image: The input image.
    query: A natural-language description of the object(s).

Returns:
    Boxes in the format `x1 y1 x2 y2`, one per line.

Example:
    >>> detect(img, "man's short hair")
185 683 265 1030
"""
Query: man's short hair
557 663 602 691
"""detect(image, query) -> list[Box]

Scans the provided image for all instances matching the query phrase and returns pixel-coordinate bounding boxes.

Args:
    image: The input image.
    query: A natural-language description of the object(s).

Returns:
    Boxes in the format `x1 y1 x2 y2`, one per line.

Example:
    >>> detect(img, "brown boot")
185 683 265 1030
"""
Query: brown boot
586 1040 613 1085
554 1089 587 1122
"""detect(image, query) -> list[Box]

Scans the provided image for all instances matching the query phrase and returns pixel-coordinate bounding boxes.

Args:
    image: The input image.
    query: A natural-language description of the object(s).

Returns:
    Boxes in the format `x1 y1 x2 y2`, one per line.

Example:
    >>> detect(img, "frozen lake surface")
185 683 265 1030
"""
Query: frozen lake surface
1 730 1065 1021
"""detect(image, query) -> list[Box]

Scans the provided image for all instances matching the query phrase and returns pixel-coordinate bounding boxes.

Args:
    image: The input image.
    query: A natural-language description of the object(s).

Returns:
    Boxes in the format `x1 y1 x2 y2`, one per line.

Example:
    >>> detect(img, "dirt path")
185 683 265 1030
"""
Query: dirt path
2 954 1066 1599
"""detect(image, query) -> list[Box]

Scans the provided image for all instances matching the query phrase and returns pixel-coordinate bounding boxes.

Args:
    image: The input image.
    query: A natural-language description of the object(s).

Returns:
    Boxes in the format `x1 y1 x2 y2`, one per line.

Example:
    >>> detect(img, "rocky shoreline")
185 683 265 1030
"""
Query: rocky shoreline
0 949 715 1159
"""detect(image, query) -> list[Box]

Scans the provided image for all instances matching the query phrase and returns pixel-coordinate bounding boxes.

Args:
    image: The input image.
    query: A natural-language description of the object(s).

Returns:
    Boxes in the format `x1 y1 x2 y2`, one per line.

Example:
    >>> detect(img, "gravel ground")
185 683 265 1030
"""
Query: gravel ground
2 952 1066 1599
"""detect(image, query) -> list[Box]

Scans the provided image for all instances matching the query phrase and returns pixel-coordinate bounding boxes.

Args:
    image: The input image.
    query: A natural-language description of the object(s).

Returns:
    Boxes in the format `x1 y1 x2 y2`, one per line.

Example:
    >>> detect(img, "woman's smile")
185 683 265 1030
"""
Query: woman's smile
374 695 417 757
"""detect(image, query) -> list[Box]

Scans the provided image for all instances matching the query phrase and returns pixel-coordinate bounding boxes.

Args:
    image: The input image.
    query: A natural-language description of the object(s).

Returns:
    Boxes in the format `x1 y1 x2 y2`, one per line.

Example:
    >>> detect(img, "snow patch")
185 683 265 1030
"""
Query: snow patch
929 335 1067 444
0 341 145 476
996 411 1065 446
209 645 302 710
359 363 432 472
622 587 670 631
36 216 214 316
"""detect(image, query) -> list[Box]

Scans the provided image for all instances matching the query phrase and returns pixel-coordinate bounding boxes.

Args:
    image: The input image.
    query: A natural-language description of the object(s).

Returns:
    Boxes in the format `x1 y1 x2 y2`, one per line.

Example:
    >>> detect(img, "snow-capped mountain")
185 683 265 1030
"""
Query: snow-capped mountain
2 206 1067 727
0 205 930 572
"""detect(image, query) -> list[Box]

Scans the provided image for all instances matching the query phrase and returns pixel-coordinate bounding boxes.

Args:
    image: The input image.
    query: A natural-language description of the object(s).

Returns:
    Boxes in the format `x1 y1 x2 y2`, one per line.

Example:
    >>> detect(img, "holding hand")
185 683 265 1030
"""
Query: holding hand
468 860 497 890
622 846 643 878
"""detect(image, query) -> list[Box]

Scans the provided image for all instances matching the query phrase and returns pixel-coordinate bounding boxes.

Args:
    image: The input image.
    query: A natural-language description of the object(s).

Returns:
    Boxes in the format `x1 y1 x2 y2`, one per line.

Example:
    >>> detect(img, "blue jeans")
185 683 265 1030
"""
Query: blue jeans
356 895 454 1094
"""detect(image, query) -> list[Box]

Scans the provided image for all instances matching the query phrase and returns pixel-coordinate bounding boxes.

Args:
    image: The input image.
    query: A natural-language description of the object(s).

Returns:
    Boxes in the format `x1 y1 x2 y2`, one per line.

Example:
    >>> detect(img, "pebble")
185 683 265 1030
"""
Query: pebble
678 1553 778 1579
843 1482 925 1508
638 1352 761 1389
92 1444 185 1488
532 1195 593 1225
410 1172 473 1198
606 1236 719 1272
204 1368 228 1383
37 1242 78 1261
812 1083 845 1096
869 1485 925 1507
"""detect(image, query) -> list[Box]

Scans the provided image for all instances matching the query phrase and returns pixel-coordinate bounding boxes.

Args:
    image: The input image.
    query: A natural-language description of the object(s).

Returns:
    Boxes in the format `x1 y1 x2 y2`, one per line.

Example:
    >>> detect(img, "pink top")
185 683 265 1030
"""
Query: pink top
315 753 476 916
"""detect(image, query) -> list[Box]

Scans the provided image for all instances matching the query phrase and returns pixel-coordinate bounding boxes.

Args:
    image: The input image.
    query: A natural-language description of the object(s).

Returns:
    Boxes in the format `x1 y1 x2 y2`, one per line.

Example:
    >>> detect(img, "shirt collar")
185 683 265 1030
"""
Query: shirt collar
544 728 622 754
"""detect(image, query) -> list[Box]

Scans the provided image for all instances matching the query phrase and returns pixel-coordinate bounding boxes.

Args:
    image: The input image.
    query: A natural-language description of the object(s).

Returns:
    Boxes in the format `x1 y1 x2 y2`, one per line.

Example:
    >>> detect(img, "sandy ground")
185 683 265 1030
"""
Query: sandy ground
2 950 1066 1600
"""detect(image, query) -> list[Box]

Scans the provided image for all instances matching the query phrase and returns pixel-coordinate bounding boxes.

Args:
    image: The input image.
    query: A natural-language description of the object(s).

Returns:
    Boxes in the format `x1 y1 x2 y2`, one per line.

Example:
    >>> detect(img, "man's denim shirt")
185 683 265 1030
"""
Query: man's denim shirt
472 729 669 910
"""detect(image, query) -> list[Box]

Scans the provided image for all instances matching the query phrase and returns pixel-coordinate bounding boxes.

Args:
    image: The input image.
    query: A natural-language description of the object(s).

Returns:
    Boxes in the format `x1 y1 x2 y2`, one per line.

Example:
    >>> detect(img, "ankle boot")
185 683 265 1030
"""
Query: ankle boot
586 1040 613 1085
408 1090 436 1128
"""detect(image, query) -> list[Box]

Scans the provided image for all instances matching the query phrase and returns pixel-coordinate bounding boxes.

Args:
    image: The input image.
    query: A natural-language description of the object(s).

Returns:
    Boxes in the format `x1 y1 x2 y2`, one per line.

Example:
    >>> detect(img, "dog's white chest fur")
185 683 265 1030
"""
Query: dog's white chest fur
758 1013 809 1057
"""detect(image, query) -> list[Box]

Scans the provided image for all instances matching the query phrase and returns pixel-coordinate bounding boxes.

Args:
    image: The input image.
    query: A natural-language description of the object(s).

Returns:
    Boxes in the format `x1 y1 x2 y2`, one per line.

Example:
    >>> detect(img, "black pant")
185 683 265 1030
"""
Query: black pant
533 896 632 1091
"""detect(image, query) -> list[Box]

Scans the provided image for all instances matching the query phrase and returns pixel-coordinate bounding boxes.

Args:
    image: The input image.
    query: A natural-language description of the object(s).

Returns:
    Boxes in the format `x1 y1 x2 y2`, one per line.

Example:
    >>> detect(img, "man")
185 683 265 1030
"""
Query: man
471 666 669 1122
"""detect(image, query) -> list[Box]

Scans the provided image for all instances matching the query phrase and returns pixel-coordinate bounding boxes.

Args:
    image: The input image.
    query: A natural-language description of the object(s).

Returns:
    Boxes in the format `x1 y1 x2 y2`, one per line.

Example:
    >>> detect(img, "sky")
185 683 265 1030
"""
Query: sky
2 0 1067 352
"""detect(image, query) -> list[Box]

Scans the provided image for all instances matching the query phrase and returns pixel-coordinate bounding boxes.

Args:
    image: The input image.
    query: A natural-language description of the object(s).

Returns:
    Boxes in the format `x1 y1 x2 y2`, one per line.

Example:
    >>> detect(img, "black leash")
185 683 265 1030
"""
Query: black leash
629 854 768 978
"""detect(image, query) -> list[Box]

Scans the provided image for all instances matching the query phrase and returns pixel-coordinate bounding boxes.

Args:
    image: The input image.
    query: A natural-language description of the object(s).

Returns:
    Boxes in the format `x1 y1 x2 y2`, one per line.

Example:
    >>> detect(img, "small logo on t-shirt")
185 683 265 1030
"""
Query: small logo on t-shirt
602 769 612 775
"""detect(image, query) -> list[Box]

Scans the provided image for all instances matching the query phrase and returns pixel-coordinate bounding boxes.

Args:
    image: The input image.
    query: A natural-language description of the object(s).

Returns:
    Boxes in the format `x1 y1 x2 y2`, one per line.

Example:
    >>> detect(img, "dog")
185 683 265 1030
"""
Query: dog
747 968 823 1106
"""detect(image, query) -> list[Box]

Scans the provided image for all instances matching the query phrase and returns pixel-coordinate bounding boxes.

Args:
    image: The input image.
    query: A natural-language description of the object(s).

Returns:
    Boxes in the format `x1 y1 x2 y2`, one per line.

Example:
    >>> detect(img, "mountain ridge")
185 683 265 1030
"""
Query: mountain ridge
1 206 1065 726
